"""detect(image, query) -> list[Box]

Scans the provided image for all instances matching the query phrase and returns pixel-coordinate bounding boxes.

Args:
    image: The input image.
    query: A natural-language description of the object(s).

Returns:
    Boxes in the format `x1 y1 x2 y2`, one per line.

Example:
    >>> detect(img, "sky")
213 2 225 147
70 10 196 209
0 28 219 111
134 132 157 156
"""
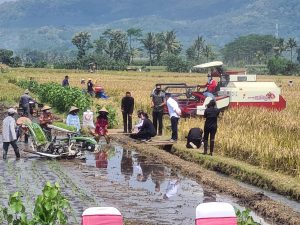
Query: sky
0 0 17 4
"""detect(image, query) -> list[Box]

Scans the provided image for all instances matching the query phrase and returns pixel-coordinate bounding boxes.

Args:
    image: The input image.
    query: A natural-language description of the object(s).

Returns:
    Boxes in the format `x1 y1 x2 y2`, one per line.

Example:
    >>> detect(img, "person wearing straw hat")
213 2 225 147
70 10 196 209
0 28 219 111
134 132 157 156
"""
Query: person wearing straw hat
19 89 34 116
94 107 110 144
2 108 20 160
39 105 54 141
87 78 94 96
66 106 81 132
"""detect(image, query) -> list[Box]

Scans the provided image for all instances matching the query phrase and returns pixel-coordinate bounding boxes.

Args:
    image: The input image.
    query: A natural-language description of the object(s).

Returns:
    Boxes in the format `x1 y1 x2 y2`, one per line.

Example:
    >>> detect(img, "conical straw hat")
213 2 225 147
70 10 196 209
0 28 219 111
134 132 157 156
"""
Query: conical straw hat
99 107 108 113
69 106 79 113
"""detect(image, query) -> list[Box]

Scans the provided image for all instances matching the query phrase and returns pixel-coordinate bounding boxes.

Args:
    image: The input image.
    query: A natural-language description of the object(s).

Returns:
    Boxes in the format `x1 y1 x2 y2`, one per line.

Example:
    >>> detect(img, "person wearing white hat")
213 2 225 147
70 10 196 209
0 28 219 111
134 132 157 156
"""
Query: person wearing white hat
2 108 20 160
19 89 34 116
66 106 81 132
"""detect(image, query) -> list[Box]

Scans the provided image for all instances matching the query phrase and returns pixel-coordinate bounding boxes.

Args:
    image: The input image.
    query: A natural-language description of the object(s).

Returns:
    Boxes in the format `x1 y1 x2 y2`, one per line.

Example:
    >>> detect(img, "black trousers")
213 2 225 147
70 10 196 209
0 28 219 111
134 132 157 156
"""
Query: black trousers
171 116 179 140
130 131 152 140
3 140 20 159
152 111 163 135
203 127 217 154
122 112 132 132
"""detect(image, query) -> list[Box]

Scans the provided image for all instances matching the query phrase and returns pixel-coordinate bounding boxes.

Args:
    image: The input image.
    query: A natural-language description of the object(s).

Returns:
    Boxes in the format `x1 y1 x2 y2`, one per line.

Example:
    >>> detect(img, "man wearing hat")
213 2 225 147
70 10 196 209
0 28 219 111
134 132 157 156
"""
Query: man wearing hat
39 105 54 141
87 78 94 96
2 108 20 160
19 89 34 116
66 106 81 132
202 74 217 100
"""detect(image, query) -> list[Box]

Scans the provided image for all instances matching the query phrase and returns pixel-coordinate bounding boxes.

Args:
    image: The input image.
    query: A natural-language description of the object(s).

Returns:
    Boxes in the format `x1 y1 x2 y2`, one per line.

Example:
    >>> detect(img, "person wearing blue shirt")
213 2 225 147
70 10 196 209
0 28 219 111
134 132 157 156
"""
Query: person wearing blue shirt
66 106 81 132
62 75 69 87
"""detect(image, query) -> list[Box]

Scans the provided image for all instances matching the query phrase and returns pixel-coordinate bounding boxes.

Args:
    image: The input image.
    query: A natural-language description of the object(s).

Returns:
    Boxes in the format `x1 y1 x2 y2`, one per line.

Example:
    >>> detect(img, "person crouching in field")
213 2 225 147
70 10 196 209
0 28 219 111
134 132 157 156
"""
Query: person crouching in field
94 107 110 144
130 112 156 141
203 100 220 156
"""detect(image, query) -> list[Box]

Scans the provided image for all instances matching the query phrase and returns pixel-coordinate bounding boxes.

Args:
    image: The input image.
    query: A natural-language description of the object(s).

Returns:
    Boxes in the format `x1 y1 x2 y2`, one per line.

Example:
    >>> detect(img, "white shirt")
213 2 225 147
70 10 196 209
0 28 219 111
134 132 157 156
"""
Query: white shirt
2 116 17 142
165 179 179 198
167 97 180 118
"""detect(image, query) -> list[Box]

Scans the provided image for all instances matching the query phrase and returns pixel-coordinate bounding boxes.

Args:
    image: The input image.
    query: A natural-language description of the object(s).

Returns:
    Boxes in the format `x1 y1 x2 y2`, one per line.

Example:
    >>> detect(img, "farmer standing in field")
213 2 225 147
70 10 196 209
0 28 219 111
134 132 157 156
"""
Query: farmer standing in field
66 106 81 132
87 78 94 96
62 75 69 87
121 91 134 133
165 93 181 142
19 89 34 116
151 84 165 136
203 100 220 156
39 105 54 141
2 108 20 160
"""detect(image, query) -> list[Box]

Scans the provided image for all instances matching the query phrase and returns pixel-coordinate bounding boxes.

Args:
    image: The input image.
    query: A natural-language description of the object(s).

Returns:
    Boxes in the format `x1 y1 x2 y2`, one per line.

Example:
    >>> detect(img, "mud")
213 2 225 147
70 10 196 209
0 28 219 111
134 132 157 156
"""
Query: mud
0 140 267 225
114 135 300 225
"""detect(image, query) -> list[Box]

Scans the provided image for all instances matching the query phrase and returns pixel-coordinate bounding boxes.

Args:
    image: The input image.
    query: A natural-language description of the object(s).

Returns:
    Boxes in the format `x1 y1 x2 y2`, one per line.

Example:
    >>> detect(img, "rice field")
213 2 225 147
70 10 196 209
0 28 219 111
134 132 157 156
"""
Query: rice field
2 68 300 177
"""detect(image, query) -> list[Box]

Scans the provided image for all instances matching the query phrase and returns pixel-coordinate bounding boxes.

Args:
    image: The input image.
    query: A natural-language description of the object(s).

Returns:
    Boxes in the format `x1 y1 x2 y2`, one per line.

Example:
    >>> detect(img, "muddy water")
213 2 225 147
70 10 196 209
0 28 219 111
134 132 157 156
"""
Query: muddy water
0 141 268 225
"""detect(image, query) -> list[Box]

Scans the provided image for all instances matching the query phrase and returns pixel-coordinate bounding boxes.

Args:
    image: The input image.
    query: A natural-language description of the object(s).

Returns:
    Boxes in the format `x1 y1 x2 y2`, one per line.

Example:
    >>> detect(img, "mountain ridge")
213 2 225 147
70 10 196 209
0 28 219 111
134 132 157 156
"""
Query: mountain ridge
0 0 299 51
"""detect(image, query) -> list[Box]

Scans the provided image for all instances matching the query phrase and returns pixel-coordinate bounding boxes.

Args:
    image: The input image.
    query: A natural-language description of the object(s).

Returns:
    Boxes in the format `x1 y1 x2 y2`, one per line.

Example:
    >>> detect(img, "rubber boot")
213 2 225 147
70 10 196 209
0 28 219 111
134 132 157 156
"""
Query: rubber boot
203 141 208 154
3 150 8 160
14 148 21 159
209 140 215 156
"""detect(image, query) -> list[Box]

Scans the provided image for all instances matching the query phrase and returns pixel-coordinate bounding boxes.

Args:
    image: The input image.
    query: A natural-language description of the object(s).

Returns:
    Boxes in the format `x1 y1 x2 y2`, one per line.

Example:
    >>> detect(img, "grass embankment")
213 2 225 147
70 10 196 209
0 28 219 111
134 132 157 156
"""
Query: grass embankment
172 143 300 201
115 135 300 225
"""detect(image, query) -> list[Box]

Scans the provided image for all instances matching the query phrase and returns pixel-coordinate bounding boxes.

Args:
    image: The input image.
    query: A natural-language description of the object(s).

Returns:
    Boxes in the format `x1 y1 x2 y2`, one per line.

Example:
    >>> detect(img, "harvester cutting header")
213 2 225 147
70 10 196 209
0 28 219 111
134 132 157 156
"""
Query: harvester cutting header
158 61 286 117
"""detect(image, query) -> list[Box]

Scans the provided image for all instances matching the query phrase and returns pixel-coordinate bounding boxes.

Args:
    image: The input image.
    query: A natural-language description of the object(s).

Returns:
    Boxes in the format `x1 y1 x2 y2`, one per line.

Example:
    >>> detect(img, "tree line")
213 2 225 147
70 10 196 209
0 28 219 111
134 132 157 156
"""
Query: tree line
1 29 299 75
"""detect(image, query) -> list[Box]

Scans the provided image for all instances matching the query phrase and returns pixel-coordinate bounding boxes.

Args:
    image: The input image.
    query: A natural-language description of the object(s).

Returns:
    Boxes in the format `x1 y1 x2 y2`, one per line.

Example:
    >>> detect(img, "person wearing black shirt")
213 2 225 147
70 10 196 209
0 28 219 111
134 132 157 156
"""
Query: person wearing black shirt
87 78 94 96
130 112 156 140
121 92 134 133
151 84 165 136
203 100 220 155
186 127 203 149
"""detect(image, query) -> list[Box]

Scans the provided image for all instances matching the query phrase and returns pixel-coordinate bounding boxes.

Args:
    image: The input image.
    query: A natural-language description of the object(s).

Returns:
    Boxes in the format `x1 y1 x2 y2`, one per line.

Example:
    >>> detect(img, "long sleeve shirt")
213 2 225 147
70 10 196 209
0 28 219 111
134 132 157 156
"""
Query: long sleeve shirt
66 114 81 132
2 116 17 142
19 94 33 107
121 96 134 114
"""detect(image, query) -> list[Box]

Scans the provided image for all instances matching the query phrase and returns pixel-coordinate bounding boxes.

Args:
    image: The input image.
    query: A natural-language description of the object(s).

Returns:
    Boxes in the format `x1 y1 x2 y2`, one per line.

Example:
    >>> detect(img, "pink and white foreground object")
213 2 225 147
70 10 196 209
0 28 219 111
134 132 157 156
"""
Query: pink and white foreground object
82 207 123 225
195 202 237 225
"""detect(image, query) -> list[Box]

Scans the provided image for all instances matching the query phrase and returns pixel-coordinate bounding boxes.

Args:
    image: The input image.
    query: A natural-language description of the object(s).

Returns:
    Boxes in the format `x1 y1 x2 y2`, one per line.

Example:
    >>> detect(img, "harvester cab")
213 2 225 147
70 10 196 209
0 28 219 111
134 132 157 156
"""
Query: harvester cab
194 61 286 111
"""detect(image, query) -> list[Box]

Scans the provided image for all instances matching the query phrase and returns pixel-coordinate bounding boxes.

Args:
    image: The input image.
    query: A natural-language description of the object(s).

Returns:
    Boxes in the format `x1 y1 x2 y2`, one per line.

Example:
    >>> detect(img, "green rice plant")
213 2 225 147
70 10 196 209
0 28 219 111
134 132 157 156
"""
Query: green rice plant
52 122 77 132
25 122 48 146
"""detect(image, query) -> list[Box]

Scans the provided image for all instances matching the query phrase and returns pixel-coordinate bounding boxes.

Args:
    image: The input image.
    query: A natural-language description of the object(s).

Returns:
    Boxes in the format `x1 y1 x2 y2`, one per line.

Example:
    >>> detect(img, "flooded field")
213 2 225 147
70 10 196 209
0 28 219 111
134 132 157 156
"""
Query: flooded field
0 140 269 225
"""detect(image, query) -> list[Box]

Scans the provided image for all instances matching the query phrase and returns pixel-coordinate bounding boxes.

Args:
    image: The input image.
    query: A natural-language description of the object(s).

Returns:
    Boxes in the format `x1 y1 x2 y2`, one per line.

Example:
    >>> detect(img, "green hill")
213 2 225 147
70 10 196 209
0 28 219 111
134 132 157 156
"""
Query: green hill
0 0 299 51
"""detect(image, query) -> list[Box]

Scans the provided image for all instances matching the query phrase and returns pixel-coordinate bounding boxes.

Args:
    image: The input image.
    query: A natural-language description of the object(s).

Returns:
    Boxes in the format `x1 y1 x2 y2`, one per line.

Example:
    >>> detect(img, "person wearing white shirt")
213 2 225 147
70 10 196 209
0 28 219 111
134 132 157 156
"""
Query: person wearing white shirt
2 108 20 160
165 93 181 142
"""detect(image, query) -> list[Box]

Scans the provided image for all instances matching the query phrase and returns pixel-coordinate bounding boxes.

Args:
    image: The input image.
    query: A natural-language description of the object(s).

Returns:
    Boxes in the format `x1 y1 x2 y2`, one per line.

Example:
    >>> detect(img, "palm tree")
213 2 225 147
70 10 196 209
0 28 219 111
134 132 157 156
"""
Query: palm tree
194 36 205 61
127 28 142 64
286 38 297 62
163 30 181 54
141 32 156 66
203 45 214 62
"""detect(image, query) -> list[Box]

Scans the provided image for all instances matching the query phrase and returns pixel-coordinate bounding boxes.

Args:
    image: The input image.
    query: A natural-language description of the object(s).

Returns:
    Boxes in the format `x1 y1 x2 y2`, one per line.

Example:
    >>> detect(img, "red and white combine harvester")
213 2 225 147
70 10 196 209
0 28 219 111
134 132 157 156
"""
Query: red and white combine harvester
158 61 286 117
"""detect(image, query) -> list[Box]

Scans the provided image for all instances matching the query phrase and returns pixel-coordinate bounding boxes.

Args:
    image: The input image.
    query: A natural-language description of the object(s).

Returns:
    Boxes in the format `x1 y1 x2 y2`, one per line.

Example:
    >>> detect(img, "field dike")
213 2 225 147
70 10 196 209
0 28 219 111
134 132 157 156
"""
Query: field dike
172 143 300 201
114 135 300 225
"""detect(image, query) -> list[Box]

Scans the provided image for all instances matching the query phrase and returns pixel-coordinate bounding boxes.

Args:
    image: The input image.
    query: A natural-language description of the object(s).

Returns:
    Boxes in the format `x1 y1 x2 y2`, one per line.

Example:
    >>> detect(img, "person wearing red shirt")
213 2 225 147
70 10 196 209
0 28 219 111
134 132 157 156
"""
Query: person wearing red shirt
95 107 110 144
203 74 217 100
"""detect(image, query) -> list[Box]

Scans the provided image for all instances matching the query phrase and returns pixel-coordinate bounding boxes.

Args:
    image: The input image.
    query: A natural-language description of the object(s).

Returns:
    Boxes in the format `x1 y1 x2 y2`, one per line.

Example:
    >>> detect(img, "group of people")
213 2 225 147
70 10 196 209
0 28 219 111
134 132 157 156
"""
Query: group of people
2 72 220 159
63 75 108 99
120 82 220 155
120 86 182 143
